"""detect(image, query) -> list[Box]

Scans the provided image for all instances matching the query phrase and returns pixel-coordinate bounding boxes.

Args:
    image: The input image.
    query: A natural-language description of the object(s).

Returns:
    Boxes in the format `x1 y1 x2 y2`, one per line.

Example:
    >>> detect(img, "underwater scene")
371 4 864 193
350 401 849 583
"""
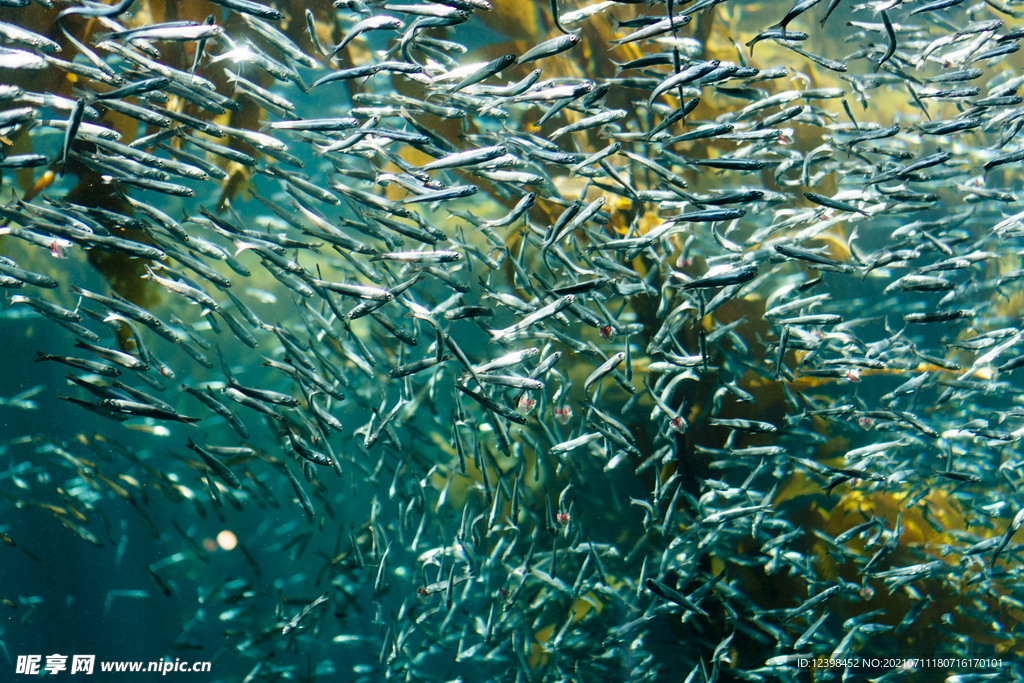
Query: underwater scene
3 0 1024 680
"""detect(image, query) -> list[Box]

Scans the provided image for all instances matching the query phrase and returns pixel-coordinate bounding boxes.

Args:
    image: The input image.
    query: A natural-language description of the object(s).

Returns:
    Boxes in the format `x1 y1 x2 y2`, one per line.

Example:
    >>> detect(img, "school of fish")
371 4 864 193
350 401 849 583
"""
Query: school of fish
2 0 1024 680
